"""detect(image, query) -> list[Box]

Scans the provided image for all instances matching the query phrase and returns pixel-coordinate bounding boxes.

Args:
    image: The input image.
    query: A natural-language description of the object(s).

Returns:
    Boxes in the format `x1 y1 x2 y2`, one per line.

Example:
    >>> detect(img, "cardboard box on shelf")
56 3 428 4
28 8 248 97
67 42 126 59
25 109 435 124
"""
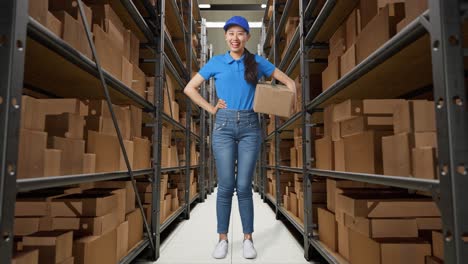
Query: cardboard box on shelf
382 133 412 176
93 24 123 80
130 106 142 138
337 222 349 260
57 256 74 264
326 179 376 212
21 96 46 131
28 0 48 25
51 193 118 217
14 217 47 236
333 99 363 122
414 132 437 148
39 98 88 117
82 153 96 174
315 137 334 170
432 231 444 260
87 131 133 173
356 3 405 63
51 210 119 236
49 0 92 26
52 137 85 175
322 57 340 92
93 181 135 214
412 147 437 180
23 230 73 264
425 256 444 264
329 23 346 59
336 193 440 218
253 83 294 118
298 196 304 223
290 147 297 168
45 113 84 140
346 8 361 49
323 104 334 137
73 229 117 264
132 65 146 98
359 0 378 30
53 10 91 58
125 209 143 251
318 208 338 251
340 116 392 138
405 0 429 23
46 12 63 37
344 214 419 238
290 192 298 217
333 140 345 171
340 44 356 76
331 120 341 142
171 197 180 212
18 129 47 179
362 99 404 115
349 229 431 264
44 149 61 177
116 221 129 261
344 130 390 174
394 100 436 134
121 57 133 87
12 249 39 264
415 217 442 231
164 194 172 218
133 137 151 170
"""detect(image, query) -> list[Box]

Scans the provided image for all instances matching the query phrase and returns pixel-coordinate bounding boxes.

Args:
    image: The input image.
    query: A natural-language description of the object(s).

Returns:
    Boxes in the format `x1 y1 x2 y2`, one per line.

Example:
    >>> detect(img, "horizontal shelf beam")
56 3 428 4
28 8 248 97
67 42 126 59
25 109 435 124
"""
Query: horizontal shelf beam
277 166 303 173
304 0 337 44
17 169 152 192
278 27 300 70
308 169 439 192
308 238 341 264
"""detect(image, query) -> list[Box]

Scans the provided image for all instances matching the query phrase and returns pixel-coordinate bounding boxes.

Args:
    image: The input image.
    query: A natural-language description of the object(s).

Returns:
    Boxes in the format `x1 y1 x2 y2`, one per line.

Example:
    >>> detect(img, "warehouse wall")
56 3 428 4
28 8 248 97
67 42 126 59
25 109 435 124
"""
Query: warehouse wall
201 10 263 56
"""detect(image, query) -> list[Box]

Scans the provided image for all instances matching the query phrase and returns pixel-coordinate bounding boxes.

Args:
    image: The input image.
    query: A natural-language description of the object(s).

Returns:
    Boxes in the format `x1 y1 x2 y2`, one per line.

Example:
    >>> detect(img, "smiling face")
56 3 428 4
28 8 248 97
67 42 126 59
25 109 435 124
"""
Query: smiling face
225 25 250 55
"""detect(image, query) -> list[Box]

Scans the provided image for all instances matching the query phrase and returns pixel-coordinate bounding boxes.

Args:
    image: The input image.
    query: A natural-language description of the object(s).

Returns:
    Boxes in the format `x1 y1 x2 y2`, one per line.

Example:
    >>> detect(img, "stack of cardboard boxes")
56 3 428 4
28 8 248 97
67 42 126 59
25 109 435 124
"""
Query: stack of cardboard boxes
315 99 438 180
318 185 443 263
28 1 146 98
290 127 303 168
268 139 294 167
13 181 143 263
18 96 151 179
280 16 300 61
322 0 428 92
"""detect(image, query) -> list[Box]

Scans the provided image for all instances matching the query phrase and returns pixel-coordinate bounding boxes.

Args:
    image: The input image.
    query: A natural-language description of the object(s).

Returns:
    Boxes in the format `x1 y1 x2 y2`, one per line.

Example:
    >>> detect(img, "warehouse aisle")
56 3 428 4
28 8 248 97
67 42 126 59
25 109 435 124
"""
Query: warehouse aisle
152 188 312 264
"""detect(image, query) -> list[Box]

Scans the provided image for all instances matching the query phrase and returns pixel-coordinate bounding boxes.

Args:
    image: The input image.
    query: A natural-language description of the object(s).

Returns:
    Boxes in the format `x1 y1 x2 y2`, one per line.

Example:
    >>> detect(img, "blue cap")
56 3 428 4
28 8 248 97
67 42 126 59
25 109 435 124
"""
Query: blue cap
223 16 250 33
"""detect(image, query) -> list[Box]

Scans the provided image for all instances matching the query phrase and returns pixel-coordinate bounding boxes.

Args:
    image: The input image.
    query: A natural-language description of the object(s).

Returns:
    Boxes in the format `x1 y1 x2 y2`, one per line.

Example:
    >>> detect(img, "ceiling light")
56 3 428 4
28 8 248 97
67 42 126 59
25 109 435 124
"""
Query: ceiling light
199 4 211 8
261 4 267 8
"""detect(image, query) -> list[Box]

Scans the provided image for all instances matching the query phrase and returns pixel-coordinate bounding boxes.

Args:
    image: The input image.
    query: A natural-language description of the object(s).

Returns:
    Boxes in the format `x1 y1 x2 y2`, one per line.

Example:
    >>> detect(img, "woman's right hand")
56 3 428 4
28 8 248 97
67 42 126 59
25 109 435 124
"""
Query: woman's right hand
211 99 227 115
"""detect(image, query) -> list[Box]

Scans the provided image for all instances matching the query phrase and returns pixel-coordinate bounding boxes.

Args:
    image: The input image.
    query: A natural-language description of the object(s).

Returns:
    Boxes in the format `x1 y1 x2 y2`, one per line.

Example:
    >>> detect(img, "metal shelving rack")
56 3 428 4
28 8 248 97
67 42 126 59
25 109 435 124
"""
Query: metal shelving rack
0 0 206 263
260 0 468 263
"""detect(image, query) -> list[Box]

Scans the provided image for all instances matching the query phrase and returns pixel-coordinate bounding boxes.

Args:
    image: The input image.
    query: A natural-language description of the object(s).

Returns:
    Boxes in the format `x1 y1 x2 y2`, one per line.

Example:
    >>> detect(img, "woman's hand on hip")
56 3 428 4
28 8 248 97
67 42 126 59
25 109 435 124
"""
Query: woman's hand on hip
211 99 227 115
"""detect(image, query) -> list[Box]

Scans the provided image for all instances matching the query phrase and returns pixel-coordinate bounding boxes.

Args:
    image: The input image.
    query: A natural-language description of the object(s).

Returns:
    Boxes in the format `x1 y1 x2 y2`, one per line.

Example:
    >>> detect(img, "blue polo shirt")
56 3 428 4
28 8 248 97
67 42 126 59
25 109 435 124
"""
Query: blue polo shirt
198 51 276 110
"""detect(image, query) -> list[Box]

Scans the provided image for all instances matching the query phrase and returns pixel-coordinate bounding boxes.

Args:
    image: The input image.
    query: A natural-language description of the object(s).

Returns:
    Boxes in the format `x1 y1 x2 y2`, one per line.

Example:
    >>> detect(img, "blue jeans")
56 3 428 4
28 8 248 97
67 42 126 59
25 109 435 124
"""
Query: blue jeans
212 109 261 234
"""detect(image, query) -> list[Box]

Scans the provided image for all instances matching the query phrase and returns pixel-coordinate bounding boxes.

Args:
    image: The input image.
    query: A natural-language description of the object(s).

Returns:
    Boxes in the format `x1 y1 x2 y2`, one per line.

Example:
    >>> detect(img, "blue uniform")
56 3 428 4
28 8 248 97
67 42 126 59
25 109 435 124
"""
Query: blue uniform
198 51 276 110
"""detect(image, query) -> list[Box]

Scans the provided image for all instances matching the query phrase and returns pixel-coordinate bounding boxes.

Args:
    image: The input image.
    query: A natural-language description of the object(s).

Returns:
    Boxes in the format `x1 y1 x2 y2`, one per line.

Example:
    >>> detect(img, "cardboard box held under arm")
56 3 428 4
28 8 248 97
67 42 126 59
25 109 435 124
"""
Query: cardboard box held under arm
253 83 294 118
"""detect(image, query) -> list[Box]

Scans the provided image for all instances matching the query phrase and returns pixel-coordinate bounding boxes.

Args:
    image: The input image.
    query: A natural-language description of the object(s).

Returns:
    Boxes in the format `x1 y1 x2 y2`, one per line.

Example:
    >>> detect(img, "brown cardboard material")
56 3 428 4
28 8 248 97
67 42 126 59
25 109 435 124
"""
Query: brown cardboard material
18 129 47 179
73 229 117 264
164 195 172 217
133 137 151 170
363 99 404 114
52 137 85 175
93 24 123 80
298 196 304 223
344 131 390 174
333 140 345 171
333 99 363 122
45 113 84 140
82 153 96 174
415 217 442 230
46 12 62 37
290 147 297 168
12 249 39 264
331 120 341 142
132 65 146 98
93 181 135 214
340 45 356 76
359 0 378 30
29 0 48 24
130 106 142 138
87 131 133 173
322 57 340 92
296 146 303 167
283 195 289 210
51 210 119 236
53 11 91 58
346 9 361 49
405 0 429 23
57 256 74 264
126 30 140 64
349 229 431 264
324 104 334 137
253 83 294 118
336 193 440 218
121 56 133 88
171 101 180 122
337 223 349 260
14 217 43 236
40 98 88 117
51 193 118 217
382 133 412 176
23 231 73 263
432 231 444 260
126 209 143 250
315 137 334 170
425 256 444 264
414 132 437 148
116 221 129 261
44 149 61 177
290 192 298 216
318 208 338 251
412 147 437 180
171 197 180 212
327 179 371 212
394 100 436 134
344 214 419 238
21 96 46 131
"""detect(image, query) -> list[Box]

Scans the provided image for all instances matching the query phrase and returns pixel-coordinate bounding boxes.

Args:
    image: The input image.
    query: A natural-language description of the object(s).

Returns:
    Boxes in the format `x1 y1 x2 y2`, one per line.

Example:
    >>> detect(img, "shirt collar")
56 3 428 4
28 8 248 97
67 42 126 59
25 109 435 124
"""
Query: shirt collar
224 51 245 64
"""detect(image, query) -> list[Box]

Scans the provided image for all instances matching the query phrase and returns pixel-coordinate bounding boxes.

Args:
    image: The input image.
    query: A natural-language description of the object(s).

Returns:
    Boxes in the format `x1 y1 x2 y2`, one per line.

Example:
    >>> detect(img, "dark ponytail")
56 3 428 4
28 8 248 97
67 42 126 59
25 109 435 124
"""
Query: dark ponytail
244 49 258 85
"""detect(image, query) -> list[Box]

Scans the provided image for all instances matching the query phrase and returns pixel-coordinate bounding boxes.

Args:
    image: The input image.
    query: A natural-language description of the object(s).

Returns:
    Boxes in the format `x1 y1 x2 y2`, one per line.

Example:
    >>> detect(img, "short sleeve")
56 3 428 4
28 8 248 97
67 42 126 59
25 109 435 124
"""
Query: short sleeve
198 58 216 80
256 55 276 78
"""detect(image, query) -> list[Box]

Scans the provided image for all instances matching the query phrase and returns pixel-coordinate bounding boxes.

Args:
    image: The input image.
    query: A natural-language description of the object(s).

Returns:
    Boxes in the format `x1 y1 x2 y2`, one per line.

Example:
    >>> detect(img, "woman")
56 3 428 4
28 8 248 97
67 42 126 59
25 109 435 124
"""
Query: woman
184 16 295 259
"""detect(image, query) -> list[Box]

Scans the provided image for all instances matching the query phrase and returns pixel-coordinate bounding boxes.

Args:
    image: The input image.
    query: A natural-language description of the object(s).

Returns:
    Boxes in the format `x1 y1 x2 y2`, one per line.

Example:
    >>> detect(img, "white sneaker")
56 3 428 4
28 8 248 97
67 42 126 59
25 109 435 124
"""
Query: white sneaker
243 239 257 259
212 240 228 259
